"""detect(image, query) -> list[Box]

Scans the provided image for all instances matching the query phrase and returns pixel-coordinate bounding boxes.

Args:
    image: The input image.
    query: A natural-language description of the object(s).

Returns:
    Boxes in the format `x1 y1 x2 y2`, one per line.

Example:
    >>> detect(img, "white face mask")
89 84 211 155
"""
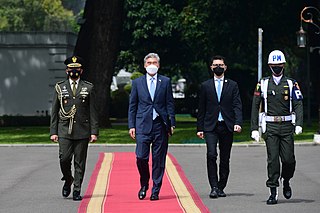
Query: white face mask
146 64 158 75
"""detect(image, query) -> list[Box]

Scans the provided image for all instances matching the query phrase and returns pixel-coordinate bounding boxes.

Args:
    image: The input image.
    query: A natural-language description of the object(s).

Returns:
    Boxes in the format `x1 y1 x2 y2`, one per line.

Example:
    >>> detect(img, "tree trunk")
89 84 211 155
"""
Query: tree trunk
74 0 124 127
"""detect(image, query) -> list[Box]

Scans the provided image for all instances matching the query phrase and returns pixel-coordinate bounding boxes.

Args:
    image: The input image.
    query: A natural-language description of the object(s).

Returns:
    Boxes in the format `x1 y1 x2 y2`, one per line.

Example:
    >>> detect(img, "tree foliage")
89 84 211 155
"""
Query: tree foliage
118 0 306 76
1 0 318 120
116 0 312 118
0 0 74 31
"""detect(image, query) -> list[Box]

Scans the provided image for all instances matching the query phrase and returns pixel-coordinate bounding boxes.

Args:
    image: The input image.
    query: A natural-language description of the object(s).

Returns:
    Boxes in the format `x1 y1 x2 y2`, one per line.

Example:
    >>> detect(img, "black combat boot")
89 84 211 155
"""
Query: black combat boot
283 179 292 199
266 187 278 205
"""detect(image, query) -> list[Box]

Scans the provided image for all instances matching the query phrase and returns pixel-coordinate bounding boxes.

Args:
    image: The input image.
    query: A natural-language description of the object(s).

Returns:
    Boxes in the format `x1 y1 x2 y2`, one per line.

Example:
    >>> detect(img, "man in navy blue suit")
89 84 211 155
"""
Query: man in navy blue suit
128 53 176 201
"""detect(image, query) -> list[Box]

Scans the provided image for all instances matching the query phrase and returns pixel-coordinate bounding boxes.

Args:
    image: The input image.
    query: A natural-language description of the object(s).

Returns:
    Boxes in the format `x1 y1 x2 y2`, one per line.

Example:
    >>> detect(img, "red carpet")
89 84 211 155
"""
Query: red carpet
78 152 209 213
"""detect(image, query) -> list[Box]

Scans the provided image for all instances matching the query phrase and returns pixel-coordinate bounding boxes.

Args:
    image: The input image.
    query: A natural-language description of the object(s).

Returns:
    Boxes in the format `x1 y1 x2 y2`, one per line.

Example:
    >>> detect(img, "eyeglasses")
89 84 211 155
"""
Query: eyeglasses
211 64 225 67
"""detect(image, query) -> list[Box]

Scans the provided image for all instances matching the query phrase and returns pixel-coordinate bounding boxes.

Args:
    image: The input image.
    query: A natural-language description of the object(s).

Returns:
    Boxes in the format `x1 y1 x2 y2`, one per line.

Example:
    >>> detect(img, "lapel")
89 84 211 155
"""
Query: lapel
63 80 73 96
77 80 85 96
154 75 162 100
141 75 152 101
209 79 218 101
220 79 229 102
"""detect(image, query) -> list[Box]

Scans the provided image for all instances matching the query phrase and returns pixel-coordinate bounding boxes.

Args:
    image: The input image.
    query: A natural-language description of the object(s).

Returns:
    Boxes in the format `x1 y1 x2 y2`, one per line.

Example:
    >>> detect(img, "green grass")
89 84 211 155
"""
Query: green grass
0 115 318 144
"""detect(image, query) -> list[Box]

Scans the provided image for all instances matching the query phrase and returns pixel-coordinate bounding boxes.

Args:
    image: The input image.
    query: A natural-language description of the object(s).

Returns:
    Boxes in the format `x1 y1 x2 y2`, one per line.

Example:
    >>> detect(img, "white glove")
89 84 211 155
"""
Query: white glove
295 126 302 135
251 130 260 142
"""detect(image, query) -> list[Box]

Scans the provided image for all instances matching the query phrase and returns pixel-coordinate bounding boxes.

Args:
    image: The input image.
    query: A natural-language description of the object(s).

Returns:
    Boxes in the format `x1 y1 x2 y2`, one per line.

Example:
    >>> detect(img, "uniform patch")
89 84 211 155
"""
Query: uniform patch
254 91 260 96
294 90 303 100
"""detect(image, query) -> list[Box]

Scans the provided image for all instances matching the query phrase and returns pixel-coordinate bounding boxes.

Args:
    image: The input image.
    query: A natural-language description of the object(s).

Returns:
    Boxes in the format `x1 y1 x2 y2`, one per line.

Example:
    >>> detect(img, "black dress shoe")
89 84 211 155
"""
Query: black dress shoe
62 177 74 198
138 186 148 200
283 179 292 199
150 194 159 201
266 195 278 205
73 191 82 201
217 188 226 197
209 188 218 199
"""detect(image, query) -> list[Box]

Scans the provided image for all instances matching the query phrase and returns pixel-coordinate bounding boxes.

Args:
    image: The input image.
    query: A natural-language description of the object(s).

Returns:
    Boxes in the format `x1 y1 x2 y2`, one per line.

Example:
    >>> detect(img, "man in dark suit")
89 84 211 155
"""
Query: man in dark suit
50 56 99 201
197 55 242 198
128 53 175 201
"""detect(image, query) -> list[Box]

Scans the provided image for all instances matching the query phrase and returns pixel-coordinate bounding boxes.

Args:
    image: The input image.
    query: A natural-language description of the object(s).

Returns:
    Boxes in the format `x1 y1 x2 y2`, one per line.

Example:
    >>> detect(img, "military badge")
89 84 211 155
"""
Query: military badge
284 96 288 100
284 90 288 95
256 83 261 91
80 87 89 97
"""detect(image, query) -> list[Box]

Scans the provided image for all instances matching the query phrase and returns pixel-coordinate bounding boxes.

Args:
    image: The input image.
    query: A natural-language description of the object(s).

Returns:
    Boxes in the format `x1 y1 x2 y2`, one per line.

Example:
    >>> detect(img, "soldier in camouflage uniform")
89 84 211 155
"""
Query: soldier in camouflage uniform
251 50 303 205
50 56 99 201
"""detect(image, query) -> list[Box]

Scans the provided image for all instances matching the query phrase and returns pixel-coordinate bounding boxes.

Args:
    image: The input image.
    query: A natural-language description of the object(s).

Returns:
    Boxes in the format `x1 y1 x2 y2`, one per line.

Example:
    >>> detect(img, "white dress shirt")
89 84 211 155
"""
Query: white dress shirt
214 76 224 92
272 75 283 85
69 78 80 90
146 73 158 119
214 76 224 121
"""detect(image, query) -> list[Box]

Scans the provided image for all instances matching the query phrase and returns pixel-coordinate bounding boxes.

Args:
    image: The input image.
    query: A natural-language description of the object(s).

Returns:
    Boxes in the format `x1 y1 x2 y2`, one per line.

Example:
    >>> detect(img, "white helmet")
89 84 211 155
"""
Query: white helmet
268 50 286 64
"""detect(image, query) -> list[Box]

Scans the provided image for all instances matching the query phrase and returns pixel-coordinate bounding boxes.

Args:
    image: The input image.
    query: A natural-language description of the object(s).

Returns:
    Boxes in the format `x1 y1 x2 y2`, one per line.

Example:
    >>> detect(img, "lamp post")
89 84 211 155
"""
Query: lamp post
296 6 320 142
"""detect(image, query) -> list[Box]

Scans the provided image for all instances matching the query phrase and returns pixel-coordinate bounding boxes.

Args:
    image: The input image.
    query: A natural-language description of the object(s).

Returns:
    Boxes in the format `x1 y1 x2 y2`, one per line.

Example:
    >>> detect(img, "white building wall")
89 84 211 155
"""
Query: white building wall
0 32 77 116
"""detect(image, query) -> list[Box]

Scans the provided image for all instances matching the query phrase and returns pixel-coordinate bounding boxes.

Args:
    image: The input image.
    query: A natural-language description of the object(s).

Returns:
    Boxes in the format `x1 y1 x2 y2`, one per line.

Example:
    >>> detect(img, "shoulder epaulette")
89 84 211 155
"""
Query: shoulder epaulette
83 80 93 85
56 80 65 85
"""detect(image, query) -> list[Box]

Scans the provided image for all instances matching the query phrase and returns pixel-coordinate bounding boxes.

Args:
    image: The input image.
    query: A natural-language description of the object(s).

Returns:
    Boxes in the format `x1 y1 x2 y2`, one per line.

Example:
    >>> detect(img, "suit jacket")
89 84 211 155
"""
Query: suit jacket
50 79 99 139
197 78 242 132
128 74 175 134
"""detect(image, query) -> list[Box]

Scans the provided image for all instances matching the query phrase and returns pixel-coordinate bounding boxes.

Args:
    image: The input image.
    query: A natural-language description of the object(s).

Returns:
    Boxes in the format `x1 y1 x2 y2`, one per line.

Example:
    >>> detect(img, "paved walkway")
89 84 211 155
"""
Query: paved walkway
0 143 319 213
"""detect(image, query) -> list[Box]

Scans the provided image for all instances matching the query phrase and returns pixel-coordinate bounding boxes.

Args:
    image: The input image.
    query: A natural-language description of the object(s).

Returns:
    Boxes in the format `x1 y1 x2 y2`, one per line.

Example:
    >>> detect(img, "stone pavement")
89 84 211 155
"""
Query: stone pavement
0 143 319 213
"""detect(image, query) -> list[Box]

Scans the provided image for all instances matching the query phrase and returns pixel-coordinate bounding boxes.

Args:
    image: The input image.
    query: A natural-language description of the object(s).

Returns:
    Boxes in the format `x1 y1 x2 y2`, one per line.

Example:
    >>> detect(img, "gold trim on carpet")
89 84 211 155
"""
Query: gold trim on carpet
166 156 202 213
86 153 113 213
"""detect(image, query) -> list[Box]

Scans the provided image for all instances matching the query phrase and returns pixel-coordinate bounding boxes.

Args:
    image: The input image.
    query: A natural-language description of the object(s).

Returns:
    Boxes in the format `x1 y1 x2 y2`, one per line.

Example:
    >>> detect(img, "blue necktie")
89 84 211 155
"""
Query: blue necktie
150 78 157 120
217 79 223 121
150 77 155 100
217 79 222 101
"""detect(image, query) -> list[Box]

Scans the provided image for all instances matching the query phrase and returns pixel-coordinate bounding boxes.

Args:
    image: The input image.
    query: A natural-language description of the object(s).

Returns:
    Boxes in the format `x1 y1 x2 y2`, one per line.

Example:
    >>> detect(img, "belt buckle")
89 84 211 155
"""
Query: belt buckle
274 116 282 123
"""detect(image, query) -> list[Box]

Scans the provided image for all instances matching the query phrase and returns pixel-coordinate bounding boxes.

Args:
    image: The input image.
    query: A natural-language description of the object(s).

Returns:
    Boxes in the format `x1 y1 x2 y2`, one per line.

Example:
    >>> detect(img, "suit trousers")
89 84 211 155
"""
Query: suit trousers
204 121 233 190
135 117 168 195
59 137 89 192
264 122 296 188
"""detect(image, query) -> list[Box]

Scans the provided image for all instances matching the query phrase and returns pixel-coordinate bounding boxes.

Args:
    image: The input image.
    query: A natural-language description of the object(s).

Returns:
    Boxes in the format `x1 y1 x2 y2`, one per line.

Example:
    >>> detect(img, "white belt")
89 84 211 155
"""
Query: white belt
265 115 292 122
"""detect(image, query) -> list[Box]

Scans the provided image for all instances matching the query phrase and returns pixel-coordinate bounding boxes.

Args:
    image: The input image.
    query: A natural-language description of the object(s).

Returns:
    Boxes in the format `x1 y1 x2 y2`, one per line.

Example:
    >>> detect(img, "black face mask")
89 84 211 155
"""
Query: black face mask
213 67 224 76
270 66 283 76
68 69 81 79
